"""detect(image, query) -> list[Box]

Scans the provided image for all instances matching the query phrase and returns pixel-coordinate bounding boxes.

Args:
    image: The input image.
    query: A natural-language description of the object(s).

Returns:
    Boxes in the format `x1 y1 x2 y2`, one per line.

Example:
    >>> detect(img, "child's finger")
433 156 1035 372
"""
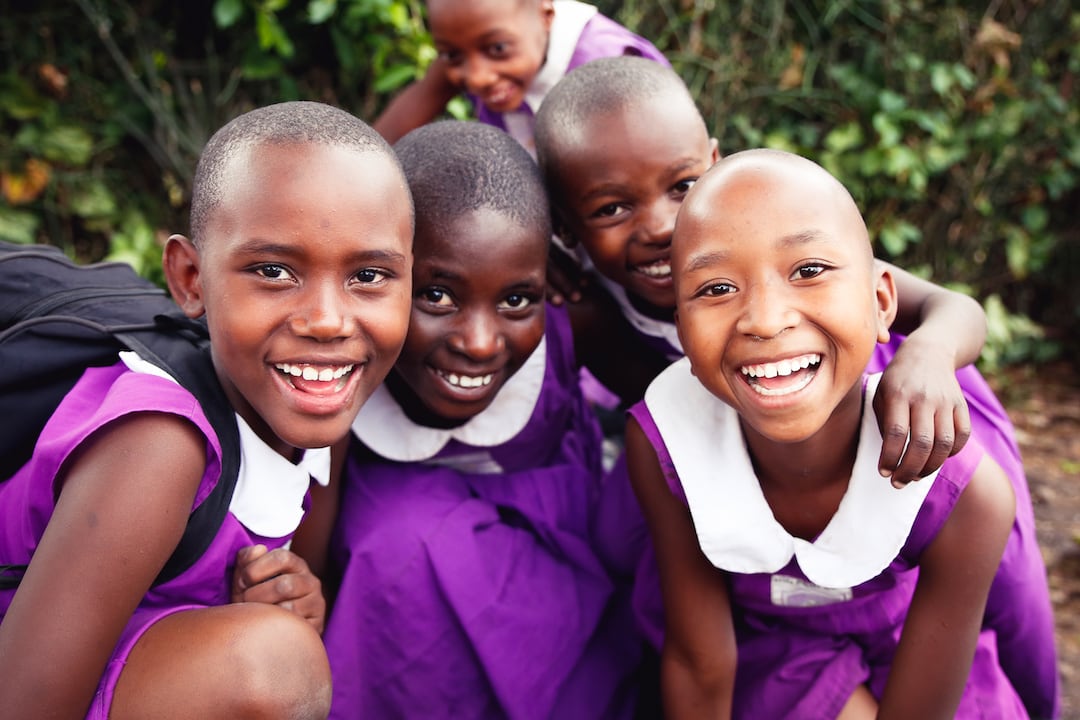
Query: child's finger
230 544 269 600
876 402 911 480
889 409 938 487
951 403 972 457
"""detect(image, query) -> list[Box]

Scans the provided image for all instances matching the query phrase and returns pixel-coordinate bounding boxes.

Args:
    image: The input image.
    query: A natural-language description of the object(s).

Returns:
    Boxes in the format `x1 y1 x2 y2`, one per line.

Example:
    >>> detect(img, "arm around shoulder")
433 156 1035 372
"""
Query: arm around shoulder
0 412 206 718
625 417 736 719
878 454 1015 720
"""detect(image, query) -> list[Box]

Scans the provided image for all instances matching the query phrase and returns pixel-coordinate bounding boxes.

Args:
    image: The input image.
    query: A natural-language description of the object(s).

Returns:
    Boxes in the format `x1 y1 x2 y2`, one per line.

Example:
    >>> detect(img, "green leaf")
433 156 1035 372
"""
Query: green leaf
0 205 40 244
877 219 922 257
213 0 245 28
308 0 337 23
70 180 117 219
0 75 50 121
373 63 416 93
824 122 864 153
39 125 95 166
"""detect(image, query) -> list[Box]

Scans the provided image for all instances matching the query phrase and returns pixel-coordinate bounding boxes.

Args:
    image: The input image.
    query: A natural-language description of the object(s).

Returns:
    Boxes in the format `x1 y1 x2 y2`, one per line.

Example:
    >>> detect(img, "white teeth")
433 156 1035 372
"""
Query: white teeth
638 262 671 278
749 371 815 396
275 363 354 381
741 354 820 380
442 371 494 388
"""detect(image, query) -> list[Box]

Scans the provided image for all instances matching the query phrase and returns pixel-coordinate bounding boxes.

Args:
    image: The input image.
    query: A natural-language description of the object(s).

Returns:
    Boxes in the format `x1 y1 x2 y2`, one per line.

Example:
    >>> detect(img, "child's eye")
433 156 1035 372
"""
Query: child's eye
792 263 827 280
498 294 534 311
591 203 627 220
437 48 463 65
487 41 511 58
353 268 390 285
254 264 294 281
419 287 455 307
698 282 736 297
671 178 698 195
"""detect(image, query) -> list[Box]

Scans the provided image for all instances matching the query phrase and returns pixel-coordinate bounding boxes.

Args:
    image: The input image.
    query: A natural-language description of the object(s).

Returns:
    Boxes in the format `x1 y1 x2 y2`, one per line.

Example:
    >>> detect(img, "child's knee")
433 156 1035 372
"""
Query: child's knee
227 603 332 719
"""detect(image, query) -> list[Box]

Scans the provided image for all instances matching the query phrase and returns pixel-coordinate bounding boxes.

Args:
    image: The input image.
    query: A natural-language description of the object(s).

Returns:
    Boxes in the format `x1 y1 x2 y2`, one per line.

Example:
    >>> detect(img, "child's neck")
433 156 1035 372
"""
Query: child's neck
740 390 864 541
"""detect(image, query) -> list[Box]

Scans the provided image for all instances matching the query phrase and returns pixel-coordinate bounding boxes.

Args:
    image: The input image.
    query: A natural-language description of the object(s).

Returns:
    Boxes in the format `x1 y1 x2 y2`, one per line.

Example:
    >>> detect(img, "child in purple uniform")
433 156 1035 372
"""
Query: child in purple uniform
628 148 1022 718
322 120 640 719
0 102 414 720
535 56 1060 717
373 0 667 155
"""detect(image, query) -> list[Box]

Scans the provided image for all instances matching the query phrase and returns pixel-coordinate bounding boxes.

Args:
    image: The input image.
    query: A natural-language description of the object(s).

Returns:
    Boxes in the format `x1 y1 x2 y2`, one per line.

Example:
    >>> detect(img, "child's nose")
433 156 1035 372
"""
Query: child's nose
638 199 676 246
462 57 498 94
448 311 504 360
290 284 355 341
735 280 800 340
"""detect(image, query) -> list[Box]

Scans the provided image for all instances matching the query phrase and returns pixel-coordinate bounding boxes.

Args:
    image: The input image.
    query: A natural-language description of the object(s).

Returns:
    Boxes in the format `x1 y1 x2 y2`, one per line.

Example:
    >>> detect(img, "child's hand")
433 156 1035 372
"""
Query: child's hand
872 342 972 488
546 244 587 305
231 544 326 633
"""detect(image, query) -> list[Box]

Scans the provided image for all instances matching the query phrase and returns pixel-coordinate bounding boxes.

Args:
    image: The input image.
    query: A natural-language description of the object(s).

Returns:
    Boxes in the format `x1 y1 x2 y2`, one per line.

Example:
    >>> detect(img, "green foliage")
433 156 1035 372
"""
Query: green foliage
1 0 1076 368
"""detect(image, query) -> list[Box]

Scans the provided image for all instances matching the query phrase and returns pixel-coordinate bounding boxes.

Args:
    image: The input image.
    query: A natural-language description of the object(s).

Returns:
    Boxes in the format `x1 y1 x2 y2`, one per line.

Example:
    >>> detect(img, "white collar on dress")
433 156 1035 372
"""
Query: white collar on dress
120 351 331 539
645 359 936 589
351 336 547 461
503 0 599 152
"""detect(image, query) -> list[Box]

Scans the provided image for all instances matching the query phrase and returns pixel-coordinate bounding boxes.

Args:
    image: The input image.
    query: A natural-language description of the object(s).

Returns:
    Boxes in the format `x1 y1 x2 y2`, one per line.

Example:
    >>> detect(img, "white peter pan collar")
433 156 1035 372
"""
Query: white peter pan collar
120 351 331 539
352 337 547 461
503 0 598 151
645 359 936 589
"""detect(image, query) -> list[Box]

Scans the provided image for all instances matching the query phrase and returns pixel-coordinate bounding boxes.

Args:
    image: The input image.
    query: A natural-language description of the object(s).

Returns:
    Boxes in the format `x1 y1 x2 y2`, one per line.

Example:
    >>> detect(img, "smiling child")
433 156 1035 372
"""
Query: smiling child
628 148 1024 718
373 0 667 156
0 101 414 720
323 120 641 719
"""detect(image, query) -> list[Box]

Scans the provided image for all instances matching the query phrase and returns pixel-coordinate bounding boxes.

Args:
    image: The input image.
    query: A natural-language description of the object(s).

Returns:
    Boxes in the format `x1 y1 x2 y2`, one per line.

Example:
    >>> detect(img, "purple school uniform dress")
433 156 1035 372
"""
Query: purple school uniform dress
629 363 1028 718
0 356 330 720
474 0 669 156
324 305 640 720
593 317 1059 718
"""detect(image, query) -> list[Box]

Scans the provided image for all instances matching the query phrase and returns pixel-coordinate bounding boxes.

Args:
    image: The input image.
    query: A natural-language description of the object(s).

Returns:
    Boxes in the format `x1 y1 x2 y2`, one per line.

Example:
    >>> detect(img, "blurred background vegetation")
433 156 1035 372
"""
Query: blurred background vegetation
1 0 1077 369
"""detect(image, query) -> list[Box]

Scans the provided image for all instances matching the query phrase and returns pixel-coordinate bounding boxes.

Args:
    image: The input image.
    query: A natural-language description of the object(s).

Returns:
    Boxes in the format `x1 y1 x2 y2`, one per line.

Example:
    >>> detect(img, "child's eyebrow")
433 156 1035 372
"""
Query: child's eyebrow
684 250 730 273
778 229 828 248
232 239 408 265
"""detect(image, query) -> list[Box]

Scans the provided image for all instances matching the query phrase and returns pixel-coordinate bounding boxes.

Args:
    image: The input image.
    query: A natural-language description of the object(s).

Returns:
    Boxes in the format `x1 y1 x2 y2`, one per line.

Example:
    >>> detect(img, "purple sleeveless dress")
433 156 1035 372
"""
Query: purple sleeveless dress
324 305 640 720
628 365 1028 718
593 326 1059 718
0 362 312 720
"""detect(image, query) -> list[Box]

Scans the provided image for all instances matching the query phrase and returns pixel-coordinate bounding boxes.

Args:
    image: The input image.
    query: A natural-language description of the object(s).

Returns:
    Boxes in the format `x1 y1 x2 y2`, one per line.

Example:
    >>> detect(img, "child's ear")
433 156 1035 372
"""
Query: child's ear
709 138 721 165
163 234 206 319
874 263 898 343
539 0 555 31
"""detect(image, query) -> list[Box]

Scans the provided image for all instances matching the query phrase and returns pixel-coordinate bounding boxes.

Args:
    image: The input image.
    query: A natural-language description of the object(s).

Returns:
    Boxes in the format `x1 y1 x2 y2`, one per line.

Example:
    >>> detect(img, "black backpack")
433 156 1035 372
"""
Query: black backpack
0 241 240 590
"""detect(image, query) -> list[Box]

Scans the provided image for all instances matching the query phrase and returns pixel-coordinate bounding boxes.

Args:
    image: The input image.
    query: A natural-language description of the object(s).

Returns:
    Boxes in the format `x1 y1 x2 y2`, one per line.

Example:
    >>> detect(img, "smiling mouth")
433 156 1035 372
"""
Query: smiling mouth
435 368 494 389
634 259 672 279
275 362 355 391
740 353 821 396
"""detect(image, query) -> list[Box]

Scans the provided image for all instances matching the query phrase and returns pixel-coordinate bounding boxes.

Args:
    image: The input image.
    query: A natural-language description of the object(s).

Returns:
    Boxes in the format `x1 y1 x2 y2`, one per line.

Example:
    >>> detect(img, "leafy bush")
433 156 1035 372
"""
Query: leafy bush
1 0 1076 366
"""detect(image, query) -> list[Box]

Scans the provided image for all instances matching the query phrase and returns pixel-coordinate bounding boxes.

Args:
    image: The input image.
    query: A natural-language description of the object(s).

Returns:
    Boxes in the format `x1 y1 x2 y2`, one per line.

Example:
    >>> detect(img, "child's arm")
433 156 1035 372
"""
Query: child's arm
877 454 1014 719
875 263 986 486
0 413 205 718
372 59 459 143
626 417 737 718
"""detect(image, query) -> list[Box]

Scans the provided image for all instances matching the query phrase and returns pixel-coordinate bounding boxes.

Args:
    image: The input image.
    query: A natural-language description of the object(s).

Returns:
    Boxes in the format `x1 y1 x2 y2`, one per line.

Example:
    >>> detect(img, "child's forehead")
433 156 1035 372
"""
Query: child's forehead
676 156 870 258
427 0 537 31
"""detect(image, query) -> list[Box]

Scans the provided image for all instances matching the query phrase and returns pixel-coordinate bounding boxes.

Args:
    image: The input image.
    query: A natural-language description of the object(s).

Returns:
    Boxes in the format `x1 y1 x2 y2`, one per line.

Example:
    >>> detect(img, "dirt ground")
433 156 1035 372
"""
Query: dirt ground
994 361 1080 718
